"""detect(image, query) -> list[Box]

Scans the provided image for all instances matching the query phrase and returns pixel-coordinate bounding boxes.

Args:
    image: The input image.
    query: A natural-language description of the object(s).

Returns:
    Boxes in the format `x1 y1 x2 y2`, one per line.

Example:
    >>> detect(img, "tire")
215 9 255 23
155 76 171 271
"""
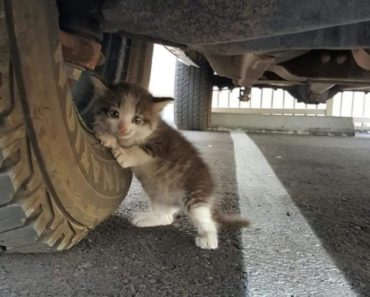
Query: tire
0 0 131 253
174 55 213 131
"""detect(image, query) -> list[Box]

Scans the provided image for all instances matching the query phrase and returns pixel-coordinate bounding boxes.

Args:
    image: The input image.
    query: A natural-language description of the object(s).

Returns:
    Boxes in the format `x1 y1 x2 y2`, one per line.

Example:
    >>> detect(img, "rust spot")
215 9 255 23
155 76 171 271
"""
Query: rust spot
60 30 102 70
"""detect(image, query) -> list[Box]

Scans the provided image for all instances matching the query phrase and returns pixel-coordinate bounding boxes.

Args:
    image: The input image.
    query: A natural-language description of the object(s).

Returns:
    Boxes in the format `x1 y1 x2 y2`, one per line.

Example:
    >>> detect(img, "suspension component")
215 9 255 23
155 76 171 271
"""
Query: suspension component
59 30 104 88
239 87 251 101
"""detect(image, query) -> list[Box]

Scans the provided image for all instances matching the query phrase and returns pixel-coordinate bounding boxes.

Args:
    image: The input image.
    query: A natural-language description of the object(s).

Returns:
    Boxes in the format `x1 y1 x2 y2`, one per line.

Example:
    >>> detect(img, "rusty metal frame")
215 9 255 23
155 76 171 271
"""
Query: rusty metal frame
60 30 103 70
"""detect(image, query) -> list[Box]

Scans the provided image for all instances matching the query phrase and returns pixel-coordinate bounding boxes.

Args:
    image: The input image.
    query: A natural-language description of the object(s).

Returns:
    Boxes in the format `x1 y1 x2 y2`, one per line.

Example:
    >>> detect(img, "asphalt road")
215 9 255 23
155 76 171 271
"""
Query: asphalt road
1 131 370 297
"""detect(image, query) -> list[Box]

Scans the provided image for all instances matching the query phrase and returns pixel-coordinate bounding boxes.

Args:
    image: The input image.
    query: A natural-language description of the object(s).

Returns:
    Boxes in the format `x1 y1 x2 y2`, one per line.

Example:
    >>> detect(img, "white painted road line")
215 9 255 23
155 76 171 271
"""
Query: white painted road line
231 131 354 297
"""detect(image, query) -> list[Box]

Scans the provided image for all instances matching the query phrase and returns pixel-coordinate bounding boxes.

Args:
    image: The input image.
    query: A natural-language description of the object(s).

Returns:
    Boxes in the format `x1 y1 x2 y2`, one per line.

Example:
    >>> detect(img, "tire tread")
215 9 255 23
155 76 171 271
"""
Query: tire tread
0 12 88 253
174 55 213 131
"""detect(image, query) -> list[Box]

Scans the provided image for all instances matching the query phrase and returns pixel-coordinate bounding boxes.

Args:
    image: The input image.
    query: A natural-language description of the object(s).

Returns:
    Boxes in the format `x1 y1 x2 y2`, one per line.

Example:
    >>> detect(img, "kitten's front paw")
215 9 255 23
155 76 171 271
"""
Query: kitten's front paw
112 147 128 168
96 132 118 149
195 233 218 249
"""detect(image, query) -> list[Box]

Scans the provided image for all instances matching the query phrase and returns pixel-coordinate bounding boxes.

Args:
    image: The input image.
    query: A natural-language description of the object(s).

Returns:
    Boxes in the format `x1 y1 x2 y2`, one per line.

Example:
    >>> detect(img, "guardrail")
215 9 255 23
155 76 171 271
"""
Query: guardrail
212 88 370 130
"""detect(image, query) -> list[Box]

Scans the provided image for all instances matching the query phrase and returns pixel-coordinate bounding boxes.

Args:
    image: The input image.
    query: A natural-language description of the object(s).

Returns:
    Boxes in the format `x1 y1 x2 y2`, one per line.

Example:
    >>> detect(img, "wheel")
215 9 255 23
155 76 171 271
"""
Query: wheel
174 55 213 131
0 0 132 253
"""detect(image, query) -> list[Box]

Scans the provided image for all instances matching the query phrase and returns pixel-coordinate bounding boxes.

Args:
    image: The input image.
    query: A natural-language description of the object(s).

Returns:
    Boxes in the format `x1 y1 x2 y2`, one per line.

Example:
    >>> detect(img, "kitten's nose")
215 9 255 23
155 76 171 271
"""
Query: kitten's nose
118 122 128 134
119 127 128 134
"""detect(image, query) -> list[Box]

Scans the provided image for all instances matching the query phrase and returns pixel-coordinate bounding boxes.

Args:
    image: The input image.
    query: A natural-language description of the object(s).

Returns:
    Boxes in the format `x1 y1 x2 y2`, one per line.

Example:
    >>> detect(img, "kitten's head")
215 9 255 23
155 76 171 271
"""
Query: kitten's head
91 77 173 146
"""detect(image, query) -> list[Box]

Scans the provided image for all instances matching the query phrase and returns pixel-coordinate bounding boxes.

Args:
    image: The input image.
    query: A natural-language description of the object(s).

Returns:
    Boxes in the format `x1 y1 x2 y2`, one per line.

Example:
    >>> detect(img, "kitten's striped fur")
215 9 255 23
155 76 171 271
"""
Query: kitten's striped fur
92 78 249 249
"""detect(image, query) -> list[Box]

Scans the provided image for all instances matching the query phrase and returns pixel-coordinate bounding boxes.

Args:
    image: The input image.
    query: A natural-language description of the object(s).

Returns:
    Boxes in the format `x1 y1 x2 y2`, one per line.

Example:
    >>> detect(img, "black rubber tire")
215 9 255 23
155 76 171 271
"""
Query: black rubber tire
0 0 131 253
174 55 213 131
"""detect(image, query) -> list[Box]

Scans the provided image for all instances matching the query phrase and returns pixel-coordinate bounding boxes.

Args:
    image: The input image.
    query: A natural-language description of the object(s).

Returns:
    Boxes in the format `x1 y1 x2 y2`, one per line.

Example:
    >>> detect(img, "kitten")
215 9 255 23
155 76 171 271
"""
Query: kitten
91 77 249 249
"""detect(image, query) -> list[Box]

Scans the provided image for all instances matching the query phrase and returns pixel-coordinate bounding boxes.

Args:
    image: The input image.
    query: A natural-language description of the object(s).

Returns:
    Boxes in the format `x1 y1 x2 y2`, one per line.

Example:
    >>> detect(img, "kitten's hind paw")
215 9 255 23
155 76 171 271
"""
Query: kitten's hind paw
195 233 218 249
96 132 118 149
130 212 174 227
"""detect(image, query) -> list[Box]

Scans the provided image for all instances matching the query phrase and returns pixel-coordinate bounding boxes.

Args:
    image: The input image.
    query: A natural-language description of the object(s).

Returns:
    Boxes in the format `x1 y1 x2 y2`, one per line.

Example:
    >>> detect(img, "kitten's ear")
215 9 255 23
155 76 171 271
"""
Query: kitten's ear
89 74 109 97
151 97 174 113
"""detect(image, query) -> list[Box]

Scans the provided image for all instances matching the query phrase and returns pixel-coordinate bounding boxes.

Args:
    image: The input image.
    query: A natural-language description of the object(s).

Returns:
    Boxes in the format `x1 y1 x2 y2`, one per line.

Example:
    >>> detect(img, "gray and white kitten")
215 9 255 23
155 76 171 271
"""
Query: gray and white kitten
91 78 249 249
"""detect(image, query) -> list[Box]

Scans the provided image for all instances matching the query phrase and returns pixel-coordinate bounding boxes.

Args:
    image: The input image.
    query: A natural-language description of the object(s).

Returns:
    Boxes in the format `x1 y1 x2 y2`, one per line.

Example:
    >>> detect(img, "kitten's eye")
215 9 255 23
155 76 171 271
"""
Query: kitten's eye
132 115 143 125
108 109 119 119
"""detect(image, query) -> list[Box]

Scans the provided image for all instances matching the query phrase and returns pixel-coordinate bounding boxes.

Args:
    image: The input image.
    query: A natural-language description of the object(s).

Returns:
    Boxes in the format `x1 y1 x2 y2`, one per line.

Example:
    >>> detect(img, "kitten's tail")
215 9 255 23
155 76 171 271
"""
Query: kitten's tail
212 209 250 230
